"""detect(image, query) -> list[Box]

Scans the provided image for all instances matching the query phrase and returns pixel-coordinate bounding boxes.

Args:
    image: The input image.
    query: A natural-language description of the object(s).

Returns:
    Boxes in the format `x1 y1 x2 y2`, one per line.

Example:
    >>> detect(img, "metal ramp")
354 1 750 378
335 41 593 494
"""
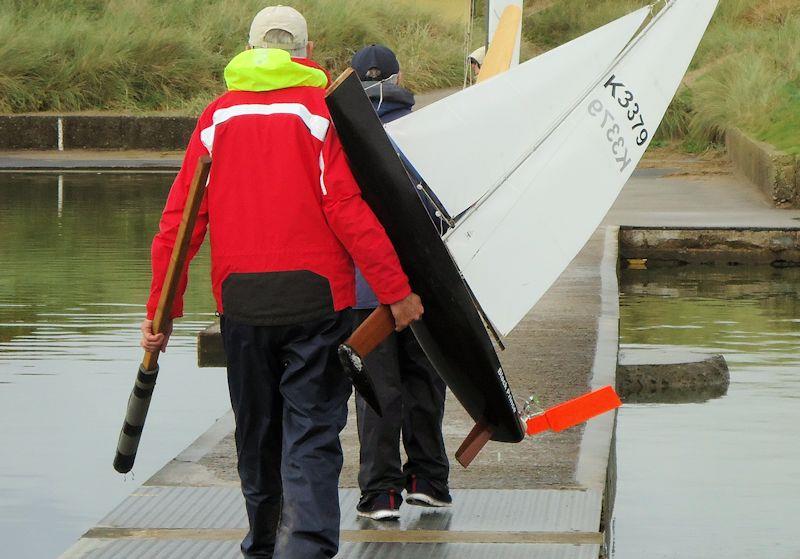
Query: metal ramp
62 487 603 558
64 540 599 559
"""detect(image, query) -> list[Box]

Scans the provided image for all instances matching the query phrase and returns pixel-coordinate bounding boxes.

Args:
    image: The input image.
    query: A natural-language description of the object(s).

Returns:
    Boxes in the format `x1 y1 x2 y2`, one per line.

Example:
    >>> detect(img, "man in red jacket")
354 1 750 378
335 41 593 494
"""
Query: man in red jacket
140 6 422 558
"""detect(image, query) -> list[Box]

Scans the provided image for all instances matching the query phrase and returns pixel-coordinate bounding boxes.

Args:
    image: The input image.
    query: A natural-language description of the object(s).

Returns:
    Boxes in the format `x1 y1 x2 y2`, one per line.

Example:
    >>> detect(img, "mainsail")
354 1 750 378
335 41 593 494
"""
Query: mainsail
386 7 650 217
445 0 719 336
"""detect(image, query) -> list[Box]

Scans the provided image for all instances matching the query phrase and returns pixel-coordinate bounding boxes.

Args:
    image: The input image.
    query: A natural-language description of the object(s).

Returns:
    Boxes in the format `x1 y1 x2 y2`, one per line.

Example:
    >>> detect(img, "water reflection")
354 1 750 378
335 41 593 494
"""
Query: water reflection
612 267 800 559
0 173 229 559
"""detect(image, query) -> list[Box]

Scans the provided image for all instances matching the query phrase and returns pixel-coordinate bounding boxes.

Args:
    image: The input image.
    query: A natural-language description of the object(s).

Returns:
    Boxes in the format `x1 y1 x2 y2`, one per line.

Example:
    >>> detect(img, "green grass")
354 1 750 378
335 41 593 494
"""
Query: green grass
523 0 800 155
400 0 470 22
0 0 468 113
760 100 800 156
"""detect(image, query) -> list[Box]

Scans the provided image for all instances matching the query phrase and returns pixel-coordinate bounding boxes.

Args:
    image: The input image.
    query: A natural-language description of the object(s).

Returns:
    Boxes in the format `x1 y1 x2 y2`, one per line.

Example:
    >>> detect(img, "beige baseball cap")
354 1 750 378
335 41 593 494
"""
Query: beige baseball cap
249 5 308 51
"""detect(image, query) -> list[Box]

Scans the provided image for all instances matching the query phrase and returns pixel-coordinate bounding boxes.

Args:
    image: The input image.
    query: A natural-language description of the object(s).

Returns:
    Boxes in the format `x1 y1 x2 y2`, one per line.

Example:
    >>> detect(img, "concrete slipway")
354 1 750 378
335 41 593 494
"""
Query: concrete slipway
50 153 800 559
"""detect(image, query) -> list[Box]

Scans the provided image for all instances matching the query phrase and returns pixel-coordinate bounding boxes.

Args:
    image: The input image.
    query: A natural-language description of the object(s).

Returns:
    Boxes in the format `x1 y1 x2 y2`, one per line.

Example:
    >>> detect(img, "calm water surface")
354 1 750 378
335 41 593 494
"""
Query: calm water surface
613 267 800 559
0 173 229 558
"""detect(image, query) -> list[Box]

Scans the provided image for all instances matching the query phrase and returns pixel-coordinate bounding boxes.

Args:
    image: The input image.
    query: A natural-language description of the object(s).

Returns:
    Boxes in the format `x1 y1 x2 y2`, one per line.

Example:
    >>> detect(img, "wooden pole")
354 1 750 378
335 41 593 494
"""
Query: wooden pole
336 304 396 417
114 156 212 474
343 304 395 357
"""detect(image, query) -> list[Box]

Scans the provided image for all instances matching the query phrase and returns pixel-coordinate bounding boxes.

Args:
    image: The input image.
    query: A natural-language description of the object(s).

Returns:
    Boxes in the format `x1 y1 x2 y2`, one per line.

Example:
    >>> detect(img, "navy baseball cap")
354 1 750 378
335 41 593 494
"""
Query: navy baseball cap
351 44 400 81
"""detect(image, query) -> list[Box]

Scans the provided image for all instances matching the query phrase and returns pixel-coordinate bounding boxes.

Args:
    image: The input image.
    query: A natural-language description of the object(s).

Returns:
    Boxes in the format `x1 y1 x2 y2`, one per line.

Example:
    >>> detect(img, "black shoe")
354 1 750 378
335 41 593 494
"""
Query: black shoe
405 475 452 508
356 490 402 521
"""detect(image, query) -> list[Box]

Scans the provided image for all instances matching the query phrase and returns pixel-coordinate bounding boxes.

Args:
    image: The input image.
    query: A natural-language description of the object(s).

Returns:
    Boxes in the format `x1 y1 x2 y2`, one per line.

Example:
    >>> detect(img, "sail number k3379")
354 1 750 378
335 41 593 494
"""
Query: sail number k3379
588 75 650 173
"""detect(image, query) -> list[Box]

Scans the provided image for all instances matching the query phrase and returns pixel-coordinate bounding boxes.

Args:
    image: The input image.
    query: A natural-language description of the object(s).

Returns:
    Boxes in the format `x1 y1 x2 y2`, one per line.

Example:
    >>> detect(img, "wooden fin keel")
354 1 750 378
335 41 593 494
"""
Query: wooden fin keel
455 418 494 468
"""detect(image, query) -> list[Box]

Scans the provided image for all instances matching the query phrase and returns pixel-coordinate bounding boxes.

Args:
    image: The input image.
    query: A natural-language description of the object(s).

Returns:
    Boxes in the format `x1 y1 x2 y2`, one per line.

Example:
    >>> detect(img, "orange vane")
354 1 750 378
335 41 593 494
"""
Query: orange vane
526 385 622 436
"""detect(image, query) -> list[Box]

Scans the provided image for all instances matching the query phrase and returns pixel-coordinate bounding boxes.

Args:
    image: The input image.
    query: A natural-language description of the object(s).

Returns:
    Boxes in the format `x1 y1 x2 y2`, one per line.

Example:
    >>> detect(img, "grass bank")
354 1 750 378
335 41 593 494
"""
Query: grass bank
523 0 800 155
0 0 468 114
3 0 797 157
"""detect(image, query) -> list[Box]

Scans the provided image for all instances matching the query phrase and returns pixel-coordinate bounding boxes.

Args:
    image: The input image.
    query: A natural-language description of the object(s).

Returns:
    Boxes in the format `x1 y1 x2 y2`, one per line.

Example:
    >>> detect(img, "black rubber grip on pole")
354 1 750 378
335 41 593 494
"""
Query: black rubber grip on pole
338 344 383 417
114 364 159 473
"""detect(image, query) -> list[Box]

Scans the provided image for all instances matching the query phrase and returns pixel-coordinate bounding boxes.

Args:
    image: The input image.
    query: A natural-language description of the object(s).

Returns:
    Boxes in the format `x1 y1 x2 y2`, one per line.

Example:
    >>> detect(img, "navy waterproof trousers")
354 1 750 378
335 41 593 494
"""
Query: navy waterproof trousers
221 311 352 559
353 309 449 497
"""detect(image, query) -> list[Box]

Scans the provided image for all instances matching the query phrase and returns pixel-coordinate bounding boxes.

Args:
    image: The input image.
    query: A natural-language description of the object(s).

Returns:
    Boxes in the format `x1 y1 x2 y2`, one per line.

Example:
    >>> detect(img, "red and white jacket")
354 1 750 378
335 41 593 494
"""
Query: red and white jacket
146 49 411 324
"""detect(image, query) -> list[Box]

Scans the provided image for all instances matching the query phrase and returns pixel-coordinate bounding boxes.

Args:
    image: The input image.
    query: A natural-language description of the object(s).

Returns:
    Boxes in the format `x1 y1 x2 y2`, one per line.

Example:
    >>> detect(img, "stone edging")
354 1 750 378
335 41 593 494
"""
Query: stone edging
0 115 195 150
726 127 799 208
619 226 800 266
574 226 620 557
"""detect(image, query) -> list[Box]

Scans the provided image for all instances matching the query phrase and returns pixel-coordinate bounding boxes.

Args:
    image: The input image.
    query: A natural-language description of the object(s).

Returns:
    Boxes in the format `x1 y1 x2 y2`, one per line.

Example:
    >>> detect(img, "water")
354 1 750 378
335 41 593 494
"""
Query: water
612 267 800 559
0 173 230 558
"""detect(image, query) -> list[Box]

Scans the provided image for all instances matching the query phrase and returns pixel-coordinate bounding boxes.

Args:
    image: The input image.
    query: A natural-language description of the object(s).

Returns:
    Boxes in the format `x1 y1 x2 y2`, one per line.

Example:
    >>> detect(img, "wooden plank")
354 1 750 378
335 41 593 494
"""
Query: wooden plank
81 527 603 545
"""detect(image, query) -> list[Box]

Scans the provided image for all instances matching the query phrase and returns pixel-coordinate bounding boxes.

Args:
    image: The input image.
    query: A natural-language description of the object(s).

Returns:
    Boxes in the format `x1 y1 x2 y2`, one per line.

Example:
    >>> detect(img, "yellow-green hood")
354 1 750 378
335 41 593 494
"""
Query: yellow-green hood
224 49 328 92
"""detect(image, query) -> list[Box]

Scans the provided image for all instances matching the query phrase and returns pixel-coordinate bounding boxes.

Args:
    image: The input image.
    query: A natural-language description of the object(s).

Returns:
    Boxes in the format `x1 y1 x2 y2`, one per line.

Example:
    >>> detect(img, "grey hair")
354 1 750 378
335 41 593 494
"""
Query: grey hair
259 28 307 57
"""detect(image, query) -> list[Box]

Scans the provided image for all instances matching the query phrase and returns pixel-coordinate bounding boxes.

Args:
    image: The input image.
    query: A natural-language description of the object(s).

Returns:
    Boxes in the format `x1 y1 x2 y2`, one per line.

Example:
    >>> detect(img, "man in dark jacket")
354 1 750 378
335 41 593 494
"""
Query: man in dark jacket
140 12 423 559
354 45 415 124
349 44 451 521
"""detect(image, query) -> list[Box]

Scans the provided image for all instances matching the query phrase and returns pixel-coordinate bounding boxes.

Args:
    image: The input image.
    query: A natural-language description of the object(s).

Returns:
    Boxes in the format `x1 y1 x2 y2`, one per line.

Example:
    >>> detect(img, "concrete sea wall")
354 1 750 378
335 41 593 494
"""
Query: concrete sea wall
726 128 799 209
0 115 194 150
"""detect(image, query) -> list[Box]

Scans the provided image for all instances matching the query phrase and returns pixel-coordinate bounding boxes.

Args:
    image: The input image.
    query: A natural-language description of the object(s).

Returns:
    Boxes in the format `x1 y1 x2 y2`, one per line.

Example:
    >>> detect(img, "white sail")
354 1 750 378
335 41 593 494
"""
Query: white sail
386 7 649 217
446 0 719 336
488 0 523 67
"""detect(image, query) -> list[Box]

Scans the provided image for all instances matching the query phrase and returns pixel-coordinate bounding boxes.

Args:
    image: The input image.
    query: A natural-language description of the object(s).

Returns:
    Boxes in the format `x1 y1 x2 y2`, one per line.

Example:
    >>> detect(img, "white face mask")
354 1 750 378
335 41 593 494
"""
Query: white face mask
363 74 400 112
363 73 399 88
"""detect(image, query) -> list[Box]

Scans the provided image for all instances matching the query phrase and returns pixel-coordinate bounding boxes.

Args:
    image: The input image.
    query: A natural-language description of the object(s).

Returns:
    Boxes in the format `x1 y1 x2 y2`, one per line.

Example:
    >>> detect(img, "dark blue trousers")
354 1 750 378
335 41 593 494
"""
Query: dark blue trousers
221 311 352 559
353 309 449 497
